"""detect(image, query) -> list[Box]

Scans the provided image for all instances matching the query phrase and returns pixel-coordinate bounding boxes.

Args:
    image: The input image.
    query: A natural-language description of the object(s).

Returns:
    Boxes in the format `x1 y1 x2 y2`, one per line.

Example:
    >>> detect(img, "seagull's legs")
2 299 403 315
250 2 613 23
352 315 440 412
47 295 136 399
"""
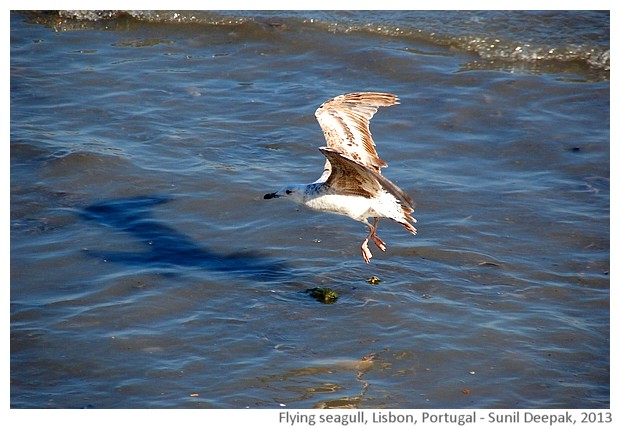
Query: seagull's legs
361 217 386 264
369 217 386 251
361 238 373 264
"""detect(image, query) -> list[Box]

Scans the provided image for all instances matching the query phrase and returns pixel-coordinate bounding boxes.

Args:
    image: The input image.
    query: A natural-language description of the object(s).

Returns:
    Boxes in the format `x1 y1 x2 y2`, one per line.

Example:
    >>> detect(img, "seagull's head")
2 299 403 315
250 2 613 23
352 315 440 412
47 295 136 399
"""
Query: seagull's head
264 184 306 204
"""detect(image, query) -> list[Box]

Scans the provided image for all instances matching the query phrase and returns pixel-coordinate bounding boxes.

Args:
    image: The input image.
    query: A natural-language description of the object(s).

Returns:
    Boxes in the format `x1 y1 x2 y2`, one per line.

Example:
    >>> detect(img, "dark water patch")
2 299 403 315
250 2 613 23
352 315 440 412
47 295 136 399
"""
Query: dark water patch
80 195 288 280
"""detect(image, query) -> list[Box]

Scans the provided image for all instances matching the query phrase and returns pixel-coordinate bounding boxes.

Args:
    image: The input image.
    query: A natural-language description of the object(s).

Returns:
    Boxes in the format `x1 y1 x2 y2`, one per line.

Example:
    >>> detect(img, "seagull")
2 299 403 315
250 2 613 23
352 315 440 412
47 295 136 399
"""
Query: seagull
264 92 417 263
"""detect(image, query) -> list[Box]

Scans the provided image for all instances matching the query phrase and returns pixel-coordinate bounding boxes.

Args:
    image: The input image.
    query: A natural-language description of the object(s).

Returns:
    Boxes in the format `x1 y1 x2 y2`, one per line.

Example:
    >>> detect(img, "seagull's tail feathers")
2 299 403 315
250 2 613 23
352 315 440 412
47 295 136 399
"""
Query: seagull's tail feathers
400 213 417 235
368 167 417 236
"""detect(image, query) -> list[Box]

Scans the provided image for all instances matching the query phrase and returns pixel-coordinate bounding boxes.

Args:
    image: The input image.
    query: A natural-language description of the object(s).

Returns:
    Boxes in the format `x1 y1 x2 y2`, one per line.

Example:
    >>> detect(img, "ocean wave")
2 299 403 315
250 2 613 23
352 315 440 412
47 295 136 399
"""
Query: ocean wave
26 10 610 74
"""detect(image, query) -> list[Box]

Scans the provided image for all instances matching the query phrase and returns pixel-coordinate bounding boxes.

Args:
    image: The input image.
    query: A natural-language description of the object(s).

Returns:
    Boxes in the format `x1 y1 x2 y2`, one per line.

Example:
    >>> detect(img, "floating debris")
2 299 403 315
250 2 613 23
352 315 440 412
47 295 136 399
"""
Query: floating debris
478 261 501 267
306 287 339 304
367 276 381 285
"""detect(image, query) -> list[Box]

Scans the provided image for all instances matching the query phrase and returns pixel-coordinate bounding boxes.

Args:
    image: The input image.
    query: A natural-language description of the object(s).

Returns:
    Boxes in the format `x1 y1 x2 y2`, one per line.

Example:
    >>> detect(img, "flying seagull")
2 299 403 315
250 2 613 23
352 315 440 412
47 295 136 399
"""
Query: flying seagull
264 92 417 263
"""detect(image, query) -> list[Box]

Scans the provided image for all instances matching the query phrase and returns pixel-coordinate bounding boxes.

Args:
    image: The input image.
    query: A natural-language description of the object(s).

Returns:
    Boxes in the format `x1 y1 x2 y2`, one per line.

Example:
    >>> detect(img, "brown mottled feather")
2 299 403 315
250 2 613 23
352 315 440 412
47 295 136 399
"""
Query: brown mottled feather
315 92 399 181
320 148 381 199
320 147 415 219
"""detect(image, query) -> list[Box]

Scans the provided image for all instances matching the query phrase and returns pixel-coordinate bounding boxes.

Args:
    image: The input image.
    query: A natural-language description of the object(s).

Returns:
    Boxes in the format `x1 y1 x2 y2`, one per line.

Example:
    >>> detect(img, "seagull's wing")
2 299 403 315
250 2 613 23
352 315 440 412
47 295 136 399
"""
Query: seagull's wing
314 92 399 182
319 147 414 213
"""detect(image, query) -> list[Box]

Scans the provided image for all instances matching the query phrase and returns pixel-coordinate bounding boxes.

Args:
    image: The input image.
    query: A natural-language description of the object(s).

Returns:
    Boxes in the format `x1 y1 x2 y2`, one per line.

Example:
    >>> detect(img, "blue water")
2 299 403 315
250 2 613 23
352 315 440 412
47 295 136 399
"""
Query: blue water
10 11 609 409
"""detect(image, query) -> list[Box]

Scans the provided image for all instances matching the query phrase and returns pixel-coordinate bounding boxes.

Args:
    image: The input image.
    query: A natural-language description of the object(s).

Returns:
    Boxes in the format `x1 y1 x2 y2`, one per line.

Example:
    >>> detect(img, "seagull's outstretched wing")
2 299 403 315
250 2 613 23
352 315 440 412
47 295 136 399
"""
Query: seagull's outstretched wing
314 92 399 182
319 147 414 213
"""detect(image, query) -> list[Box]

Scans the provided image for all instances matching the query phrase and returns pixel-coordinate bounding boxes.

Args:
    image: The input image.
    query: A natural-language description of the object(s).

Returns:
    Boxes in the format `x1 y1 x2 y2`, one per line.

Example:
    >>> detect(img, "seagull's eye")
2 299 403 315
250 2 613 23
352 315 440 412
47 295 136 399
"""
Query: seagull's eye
286 190 292 195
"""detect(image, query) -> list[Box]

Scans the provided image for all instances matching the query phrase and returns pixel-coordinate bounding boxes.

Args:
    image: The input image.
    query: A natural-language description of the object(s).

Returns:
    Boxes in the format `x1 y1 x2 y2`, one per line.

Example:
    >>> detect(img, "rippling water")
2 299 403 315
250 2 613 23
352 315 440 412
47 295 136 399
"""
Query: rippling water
10 11 609 409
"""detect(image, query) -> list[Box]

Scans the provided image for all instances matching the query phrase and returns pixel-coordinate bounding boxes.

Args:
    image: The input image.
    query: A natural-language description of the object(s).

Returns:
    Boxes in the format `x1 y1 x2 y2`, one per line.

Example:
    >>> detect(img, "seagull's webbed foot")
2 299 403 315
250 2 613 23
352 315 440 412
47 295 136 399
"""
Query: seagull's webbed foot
361 238 373 264
371 233 386 252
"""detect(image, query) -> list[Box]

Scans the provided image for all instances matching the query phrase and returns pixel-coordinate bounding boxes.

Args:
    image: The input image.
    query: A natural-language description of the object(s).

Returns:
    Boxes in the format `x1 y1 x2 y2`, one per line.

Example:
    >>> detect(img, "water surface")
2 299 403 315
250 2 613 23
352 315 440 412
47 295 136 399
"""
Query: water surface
10 10 609 408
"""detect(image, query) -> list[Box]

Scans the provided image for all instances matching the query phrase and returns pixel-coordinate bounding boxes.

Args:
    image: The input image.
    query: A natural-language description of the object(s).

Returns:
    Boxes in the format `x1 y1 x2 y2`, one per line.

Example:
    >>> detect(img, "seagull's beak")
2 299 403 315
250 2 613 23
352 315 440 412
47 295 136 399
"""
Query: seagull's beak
264 192 279 199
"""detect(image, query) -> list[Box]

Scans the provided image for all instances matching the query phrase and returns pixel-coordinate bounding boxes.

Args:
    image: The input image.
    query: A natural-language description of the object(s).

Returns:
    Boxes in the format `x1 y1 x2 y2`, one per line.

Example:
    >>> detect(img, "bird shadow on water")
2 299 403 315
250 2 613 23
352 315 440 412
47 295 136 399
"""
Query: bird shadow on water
80 195 288 281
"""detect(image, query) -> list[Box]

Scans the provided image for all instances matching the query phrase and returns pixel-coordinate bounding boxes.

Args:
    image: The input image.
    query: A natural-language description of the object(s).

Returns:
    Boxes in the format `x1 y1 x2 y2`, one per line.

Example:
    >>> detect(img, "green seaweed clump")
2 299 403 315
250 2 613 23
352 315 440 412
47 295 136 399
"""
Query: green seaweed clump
306 287 339 304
